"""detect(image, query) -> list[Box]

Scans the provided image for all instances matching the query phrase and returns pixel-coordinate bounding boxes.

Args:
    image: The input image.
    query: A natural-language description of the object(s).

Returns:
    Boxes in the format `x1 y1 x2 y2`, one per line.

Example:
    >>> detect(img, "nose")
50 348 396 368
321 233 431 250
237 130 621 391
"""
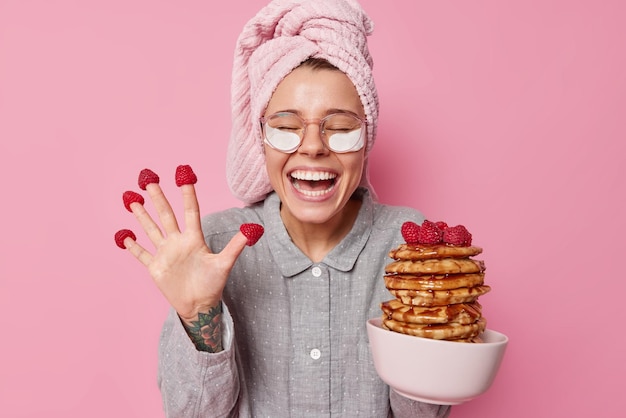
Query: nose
297 121 329 156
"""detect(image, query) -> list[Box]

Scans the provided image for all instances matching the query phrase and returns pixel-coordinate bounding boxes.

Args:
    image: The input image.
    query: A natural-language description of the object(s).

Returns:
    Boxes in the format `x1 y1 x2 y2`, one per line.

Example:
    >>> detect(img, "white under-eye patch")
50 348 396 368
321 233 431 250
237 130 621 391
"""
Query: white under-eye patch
265 125 301 153
328 128 364 153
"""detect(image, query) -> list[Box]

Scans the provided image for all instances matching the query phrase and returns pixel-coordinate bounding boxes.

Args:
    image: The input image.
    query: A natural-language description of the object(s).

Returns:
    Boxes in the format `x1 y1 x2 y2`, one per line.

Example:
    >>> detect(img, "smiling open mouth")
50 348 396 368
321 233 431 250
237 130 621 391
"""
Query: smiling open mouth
290 170 337 197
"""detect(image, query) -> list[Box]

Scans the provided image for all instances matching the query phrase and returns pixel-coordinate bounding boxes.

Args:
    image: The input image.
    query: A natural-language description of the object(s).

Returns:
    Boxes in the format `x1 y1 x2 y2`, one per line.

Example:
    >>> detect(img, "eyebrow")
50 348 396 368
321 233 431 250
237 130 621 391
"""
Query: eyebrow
273 108 363 118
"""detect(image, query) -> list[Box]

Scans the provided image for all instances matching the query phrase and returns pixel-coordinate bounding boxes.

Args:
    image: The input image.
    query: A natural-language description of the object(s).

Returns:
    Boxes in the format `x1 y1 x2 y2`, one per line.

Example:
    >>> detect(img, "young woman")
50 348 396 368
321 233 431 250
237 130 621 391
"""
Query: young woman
117 1 451 416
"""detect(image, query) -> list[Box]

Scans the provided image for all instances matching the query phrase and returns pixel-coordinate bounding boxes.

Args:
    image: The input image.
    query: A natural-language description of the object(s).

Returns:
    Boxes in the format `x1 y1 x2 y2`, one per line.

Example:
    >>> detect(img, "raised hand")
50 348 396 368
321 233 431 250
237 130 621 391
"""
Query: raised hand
114 165 262 328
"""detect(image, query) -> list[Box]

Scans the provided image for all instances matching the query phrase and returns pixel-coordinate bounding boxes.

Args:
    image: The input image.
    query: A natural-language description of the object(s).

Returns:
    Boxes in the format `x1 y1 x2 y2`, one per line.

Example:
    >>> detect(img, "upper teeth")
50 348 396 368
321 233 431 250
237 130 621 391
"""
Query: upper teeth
290 170 336 181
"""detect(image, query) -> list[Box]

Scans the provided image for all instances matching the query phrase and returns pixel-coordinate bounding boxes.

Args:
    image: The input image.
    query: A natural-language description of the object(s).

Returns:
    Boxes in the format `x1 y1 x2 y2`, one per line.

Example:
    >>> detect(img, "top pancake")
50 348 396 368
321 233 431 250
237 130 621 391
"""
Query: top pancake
389 244 482 261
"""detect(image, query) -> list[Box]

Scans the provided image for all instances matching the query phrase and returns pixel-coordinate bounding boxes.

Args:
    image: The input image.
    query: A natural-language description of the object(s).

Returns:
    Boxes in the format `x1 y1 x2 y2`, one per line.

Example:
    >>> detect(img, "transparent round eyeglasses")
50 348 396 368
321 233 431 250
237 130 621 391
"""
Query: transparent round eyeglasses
260 111 367 154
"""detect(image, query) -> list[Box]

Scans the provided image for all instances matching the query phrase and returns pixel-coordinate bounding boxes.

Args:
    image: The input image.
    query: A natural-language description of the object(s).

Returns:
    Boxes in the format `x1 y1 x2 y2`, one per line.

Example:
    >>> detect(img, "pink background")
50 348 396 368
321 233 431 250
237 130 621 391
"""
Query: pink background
1 0 624 416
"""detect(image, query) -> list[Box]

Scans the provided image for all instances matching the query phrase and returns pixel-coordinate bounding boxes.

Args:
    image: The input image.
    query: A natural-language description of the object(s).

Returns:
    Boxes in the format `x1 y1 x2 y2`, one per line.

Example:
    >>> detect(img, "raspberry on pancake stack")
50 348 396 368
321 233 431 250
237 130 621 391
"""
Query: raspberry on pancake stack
381 220 491 343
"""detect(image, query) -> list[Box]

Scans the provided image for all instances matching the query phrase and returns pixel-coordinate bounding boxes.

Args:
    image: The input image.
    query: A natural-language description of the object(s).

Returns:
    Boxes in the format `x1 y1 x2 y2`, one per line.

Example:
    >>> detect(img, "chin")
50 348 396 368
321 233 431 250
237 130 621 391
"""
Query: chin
283 186 355 224
285 199 338 223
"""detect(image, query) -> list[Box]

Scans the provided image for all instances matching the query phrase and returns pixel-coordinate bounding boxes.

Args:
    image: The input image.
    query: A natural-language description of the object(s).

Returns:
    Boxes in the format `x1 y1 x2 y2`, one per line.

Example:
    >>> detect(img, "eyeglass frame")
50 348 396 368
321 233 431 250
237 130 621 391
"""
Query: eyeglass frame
259 111 368 154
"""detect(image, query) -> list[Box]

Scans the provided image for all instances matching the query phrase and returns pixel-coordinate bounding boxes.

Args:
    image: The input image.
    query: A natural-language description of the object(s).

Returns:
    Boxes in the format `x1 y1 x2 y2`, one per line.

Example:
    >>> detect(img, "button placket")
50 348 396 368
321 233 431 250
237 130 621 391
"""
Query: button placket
308 266 324 362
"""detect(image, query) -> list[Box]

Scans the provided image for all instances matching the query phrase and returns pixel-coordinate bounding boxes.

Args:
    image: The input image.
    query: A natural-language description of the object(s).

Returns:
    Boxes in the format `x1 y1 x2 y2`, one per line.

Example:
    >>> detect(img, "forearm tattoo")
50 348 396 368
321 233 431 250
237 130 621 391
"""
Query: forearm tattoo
182 304 223 353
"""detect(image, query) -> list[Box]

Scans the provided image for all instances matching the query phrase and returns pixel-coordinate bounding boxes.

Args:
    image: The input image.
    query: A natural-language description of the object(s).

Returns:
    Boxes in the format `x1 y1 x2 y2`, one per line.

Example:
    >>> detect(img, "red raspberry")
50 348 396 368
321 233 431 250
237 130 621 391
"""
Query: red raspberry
240 223 264 246
418 220 443 244
435 221 448 230
122 191 144 212
175 164 198 187
114 229 136 249
138 168 160 190
401 221 421 244
443 225 473 246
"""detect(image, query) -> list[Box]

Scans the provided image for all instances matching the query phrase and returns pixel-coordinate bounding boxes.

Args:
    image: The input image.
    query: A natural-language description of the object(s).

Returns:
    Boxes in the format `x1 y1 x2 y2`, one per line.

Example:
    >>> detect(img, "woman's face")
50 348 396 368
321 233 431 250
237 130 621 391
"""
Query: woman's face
263 66 366 226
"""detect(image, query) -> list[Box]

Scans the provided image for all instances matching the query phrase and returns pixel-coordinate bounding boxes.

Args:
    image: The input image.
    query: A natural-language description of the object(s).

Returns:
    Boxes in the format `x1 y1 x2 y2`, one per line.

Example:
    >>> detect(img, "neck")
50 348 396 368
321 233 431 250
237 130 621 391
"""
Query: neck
281 198 362 263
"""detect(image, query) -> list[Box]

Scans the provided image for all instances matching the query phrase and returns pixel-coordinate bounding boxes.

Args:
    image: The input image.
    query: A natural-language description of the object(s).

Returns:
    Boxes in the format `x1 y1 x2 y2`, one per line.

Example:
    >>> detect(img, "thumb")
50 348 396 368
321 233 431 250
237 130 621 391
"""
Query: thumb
218 223 264 264
219 232 249 265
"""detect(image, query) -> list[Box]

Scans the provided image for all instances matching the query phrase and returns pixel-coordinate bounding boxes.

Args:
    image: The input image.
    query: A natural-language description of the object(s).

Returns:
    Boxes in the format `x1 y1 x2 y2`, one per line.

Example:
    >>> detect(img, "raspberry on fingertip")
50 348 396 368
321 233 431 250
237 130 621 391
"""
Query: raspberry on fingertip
122 191 144 212
240 223 264 246
175 165 198 187
138 168 160 190
114 229 136 249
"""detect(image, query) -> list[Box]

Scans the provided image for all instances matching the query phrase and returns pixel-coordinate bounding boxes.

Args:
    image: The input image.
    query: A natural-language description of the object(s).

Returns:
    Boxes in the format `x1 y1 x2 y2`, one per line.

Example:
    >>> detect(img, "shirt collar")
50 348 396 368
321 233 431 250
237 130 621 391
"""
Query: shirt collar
264 188 374 277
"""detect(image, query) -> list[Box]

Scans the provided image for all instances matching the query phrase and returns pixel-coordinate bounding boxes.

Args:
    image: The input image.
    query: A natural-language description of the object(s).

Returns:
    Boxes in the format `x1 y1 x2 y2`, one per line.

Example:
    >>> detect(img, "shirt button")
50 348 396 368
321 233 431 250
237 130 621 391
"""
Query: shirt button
311 266 322 277
310 348 321 360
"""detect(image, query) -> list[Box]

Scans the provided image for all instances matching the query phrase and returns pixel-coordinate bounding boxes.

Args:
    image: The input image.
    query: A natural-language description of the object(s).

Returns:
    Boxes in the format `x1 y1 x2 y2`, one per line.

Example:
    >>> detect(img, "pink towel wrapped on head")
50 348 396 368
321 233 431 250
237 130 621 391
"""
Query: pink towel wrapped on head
227 0 379 204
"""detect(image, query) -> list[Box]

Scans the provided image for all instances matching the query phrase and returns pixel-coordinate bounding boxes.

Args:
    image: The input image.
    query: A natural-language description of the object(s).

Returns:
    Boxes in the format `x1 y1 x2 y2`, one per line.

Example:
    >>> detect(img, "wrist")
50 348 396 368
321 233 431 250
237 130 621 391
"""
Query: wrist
180 303 224 353
177 293 223 323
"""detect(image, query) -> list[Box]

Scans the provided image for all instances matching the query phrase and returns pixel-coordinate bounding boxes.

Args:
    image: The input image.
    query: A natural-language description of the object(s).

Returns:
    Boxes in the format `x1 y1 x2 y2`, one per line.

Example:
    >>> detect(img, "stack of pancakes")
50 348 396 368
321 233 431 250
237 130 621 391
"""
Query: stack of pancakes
381 243 491 342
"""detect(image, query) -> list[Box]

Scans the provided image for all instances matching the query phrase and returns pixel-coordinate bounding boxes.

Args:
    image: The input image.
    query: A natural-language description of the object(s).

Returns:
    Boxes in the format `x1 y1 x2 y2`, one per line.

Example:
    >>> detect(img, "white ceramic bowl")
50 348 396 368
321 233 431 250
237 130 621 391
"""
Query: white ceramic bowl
366 317 508 405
